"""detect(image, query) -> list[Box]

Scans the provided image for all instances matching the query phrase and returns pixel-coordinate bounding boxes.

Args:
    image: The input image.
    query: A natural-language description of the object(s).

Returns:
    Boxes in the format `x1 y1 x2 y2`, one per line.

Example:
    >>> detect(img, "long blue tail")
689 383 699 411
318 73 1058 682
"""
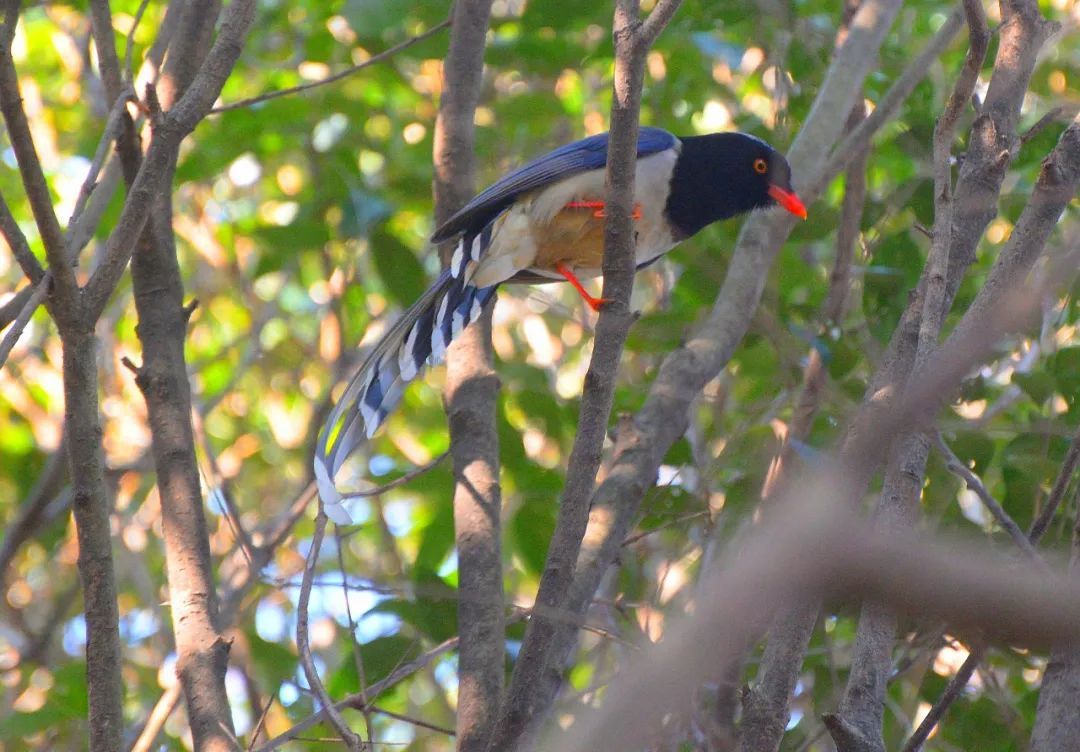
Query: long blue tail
315 244 498 523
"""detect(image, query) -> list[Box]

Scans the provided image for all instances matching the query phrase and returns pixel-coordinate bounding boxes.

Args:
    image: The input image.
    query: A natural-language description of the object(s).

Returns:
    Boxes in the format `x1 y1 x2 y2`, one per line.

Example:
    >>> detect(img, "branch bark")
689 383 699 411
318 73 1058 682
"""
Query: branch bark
431 2 502 751
484 1 939 746
484 3 683 749
63 327 125 752
827 3 989 748
118 3 254 749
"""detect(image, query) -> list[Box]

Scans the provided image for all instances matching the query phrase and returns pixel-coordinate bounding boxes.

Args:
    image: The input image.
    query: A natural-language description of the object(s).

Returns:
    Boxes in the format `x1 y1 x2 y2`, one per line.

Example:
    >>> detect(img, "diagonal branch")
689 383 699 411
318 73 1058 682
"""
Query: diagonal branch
0 18 76 315
212 18 452 114
485 3 683 749
826 4 990 748
83 0 259 320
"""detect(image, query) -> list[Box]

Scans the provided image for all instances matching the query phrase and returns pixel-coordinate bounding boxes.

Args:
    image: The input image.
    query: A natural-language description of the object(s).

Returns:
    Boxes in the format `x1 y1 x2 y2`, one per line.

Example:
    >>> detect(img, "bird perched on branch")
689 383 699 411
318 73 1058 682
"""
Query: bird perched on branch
315 126 807 522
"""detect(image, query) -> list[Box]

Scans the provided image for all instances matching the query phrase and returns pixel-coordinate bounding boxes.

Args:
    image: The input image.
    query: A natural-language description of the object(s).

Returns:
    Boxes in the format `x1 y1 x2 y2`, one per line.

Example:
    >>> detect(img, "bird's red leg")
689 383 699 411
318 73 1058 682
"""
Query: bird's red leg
555 262 610 312
565 200 643 220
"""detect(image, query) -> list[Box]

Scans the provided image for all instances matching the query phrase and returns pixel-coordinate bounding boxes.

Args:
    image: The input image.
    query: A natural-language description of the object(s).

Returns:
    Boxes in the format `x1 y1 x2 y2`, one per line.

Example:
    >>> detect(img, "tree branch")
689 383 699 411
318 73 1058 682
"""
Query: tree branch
430 2 502 751
0 15 76 314
486 2 683 749
908 413 1080 750
121 3 258 749
211 18 452 114
83 0 258 319
828 4 990 747
0 190 44 284
297 511 364 749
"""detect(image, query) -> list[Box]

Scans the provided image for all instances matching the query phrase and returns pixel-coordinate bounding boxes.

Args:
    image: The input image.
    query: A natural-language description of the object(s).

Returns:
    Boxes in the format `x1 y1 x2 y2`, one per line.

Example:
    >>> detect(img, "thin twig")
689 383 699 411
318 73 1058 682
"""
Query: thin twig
211 18 452 114
933 431 1041 560
369 705 456 737
900 643 985 752
0 278 48 369
0 190 44 283
1028 424 1080 542
124 0 154 83
246 693 277 752
128 684 183 752
336 526 374 744
621 510 711 546
297 510 364 750
1020 106 1065 146
0 285 33 329
337 451 450 500
256 636 462 751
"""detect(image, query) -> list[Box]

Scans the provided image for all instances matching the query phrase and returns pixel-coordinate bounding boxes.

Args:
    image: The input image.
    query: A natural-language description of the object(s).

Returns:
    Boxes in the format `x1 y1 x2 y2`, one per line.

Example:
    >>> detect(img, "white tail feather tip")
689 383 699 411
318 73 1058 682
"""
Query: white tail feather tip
314 456 355 524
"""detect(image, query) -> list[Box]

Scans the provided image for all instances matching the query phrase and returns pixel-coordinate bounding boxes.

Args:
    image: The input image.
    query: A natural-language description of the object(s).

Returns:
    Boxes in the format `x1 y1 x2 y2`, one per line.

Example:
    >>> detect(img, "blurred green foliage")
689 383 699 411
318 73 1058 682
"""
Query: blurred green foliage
0 0 1078 748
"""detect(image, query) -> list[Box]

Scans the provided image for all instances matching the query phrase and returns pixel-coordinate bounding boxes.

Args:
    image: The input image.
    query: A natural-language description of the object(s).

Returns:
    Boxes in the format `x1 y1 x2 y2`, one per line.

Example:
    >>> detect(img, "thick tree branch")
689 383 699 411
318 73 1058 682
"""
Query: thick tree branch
84 0 258 319
124 3 254 750
827 4 990 748
486 3 683 750
497 1 933 746
431 3 502 752
63 328 125 752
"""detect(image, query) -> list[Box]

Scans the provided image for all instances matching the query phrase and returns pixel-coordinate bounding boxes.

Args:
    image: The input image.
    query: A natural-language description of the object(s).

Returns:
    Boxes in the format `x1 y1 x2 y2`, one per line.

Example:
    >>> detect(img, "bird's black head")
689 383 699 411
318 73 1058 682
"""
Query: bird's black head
664 132 806 239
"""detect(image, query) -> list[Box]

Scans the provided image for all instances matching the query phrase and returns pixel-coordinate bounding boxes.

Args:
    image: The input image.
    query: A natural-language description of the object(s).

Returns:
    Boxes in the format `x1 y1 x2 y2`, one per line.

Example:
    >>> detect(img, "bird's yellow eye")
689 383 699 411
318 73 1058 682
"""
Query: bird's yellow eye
753 158 768 174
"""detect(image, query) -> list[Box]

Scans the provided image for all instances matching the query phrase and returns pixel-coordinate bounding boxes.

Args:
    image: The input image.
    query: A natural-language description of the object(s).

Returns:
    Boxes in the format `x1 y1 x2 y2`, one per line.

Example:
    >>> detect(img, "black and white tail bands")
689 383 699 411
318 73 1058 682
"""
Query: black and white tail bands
315 226 498 523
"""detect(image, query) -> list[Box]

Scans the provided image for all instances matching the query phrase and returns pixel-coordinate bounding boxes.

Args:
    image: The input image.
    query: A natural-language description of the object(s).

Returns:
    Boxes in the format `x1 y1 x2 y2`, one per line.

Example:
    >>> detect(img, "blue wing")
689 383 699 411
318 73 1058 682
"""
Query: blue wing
430 127 679 244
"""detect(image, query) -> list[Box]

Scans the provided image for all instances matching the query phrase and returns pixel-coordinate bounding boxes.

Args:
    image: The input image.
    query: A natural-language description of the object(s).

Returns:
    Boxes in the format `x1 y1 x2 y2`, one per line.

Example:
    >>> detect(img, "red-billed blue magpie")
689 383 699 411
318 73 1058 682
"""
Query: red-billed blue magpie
315 127 806 521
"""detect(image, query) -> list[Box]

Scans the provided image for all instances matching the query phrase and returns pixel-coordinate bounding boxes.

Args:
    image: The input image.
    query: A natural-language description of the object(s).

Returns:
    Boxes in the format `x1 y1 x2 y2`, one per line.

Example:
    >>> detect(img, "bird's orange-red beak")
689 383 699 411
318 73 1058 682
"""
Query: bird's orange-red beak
768 184 808 220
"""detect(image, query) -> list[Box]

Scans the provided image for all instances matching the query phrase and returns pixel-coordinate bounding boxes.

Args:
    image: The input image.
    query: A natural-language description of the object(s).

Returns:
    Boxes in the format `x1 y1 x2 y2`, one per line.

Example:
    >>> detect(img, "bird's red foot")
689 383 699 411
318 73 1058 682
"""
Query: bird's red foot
555 262 610 312
565 200 642 220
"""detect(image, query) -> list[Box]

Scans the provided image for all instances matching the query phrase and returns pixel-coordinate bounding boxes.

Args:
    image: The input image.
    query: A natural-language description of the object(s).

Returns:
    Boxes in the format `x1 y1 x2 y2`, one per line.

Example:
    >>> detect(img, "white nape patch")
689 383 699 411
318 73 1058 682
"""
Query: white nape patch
398 322 420 381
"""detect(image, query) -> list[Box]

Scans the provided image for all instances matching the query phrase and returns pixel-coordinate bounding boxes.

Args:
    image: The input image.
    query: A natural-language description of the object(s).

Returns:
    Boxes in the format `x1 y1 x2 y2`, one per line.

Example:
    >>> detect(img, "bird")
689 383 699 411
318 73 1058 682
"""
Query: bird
315 126 807 522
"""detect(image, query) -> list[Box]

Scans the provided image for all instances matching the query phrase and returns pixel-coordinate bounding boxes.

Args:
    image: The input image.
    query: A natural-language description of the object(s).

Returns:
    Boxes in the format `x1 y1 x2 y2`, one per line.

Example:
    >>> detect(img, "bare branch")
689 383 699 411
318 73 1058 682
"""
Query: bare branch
88 0 126 105
128 684 183 752
0 276 47 369
0 190 44 283
124 0 154 84
0 284 34 329
84 0 257 322
0 29 76 313
256 635 464 751
430 2 502 751
908 403 1080 750
212 18 452 114
487 3 683 749
807 8 966 201
934 431 1040 559
1028 424 1080 541
63 328 125 751
297 510 364 750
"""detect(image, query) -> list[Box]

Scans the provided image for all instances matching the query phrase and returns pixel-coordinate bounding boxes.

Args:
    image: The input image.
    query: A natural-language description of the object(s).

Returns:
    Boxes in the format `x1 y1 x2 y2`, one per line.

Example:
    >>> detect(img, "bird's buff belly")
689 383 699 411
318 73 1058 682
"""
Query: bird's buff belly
469 202 673 287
